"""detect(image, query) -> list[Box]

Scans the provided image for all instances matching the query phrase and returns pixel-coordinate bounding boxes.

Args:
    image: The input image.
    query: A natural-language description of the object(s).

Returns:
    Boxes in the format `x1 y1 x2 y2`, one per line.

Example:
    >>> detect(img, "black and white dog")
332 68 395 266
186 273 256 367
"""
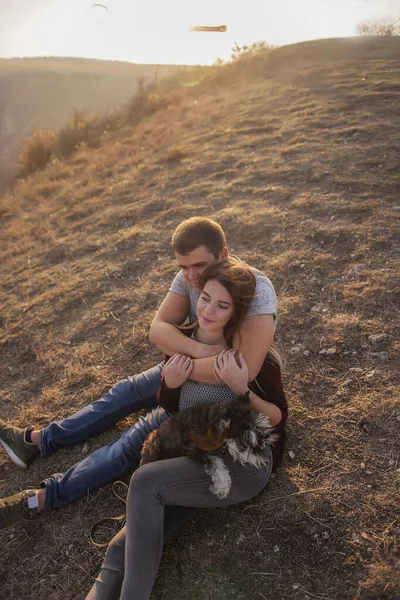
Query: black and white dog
140 392 277 499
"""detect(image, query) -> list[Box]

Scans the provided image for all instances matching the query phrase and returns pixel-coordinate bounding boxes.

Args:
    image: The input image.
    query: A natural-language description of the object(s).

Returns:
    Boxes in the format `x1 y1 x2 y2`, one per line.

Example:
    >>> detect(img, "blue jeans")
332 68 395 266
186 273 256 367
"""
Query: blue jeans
39 363 170 508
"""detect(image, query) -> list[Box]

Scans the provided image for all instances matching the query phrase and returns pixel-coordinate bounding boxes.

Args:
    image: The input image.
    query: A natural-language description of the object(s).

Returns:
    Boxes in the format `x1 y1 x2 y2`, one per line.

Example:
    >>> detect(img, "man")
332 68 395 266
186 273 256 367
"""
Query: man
0 217 277 528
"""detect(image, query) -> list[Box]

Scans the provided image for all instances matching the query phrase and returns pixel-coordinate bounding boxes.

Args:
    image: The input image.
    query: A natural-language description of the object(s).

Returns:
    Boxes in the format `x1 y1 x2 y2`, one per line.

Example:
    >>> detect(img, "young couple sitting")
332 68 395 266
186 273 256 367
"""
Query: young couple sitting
0 217 288 600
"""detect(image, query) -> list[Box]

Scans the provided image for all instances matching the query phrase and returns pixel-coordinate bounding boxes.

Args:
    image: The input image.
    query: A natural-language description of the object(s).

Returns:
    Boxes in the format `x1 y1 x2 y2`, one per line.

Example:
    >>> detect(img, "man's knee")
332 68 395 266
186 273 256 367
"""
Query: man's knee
135 407 170 433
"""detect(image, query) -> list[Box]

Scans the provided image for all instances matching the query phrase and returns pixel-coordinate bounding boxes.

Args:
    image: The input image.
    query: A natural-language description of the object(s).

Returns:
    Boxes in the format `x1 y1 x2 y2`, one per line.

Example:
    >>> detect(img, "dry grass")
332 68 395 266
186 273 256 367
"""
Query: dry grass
0 37 399 600
16 129 57 178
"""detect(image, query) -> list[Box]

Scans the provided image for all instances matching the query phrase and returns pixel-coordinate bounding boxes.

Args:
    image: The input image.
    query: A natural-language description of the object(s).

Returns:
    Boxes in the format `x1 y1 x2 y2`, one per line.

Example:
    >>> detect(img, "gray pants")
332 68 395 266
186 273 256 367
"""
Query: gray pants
86 448 273 600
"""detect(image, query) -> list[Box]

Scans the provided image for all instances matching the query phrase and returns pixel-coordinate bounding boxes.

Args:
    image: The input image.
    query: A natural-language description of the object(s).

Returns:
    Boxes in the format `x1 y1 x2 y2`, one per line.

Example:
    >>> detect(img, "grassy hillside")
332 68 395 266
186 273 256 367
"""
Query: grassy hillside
0 37 399 600
0 57 186 192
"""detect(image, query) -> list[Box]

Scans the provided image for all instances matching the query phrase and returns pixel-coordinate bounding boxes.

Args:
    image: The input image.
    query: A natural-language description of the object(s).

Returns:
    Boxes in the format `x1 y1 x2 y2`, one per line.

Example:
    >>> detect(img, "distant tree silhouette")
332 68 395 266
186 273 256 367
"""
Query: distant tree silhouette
356 16 400 36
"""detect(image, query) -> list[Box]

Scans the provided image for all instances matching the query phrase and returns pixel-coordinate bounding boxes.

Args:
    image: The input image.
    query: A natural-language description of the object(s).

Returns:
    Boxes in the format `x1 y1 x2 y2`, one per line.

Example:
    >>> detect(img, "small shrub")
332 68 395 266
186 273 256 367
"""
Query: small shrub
53 111 86 158
213 57 225 67
126 79 169 125
231 41 273 62
54 110 106 158
16 129 56 178
81 114 107 149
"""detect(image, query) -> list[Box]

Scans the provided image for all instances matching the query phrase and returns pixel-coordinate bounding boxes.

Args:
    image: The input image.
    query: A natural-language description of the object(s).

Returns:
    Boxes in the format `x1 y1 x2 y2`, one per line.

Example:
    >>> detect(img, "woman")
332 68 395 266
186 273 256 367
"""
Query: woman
87 259 287 600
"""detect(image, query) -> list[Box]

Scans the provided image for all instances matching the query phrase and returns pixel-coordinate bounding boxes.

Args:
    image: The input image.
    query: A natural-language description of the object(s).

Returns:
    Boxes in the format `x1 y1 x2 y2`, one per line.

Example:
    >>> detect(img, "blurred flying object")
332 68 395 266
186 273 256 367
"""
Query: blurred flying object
189 25 227 32
91 3 109 24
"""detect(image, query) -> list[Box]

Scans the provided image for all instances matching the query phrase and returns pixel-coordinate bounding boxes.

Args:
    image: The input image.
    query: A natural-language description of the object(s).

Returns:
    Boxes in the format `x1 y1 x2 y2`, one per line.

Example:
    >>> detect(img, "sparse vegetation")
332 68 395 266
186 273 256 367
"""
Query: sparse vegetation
230 40 273 61
16 129 56 178
0 37 399 600
0 59 184 191
12 83 174 178
356 16 400 36
54 110 116 158
125 80 170 125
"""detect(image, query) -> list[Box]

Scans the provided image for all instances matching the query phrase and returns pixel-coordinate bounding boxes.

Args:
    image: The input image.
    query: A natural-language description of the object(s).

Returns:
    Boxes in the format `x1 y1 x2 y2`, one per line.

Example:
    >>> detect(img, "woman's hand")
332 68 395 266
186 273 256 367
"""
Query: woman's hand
214 349 249 395
163 354 194 389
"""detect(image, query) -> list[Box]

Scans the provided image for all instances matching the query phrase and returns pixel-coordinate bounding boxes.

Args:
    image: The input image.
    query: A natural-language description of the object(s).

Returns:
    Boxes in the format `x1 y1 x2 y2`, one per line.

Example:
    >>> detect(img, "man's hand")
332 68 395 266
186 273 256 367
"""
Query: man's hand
163 354 194 389
214 349 249 395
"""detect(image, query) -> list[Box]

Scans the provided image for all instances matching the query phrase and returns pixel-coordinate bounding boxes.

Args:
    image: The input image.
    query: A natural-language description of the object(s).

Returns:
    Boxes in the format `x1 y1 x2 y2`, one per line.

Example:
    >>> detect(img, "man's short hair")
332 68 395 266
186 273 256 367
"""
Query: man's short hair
171 217 227 259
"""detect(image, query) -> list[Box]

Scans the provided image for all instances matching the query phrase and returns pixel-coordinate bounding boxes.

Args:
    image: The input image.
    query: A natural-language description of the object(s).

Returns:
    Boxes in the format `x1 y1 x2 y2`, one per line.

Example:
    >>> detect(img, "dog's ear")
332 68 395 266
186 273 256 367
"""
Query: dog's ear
230 391 251 416
236 391 251 405
227 393 253 438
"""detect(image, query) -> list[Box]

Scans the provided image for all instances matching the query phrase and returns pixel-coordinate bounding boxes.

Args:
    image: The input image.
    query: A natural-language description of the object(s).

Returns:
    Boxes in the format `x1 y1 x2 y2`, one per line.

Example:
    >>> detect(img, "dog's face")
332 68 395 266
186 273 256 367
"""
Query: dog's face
192 393 256 451
223 393 261 450
221 392 274 469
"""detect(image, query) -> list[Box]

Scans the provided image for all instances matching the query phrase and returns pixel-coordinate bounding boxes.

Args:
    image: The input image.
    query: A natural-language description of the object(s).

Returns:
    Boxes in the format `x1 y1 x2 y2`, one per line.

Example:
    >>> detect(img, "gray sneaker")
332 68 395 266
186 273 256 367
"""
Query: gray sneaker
0 420 40 468
0 490 39 530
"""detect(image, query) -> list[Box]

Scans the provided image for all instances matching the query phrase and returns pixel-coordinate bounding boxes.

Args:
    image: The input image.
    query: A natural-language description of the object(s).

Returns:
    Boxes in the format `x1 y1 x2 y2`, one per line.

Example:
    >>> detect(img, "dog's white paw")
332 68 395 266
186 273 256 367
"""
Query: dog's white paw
210 483 229 500
205 455 232 499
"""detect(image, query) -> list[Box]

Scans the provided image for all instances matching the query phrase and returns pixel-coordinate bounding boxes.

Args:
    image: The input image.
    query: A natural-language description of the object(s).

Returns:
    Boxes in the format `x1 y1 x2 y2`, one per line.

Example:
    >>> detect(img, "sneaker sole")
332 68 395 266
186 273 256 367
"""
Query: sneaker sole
0 439 28 469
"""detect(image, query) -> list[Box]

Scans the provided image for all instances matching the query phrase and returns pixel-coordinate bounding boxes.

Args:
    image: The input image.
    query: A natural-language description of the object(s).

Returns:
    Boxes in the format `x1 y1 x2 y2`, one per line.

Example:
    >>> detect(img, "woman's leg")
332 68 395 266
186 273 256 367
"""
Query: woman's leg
86 506 198 600
119 448 273 600
40 364 163 457
87 527 126 600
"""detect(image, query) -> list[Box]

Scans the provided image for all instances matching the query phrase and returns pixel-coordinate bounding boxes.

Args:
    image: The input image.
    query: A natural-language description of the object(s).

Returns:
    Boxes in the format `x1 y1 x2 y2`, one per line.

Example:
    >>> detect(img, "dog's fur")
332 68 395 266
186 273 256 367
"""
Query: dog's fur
140 392 277 499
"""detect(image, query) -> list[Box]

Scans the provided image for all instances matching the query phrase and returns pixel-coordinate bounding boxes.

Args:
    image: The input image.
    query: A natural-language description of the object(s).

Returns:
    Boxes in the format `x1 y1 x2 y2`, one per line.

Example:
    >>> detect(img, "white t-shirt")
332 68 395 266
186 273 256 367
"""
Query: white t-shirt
169 265 277 329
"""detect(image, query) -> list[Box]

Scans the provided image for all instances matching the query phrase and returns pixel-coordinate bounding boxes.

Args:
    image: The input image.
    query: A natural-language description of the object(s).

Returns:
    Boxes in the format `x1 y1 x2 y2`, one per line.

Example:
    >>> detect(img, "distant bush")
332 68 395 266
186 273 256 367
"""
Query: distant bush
125 78 169 125
231 41 273 62
15 111 120 179
16 129 56 178
54 110 108 158
356 16 400 36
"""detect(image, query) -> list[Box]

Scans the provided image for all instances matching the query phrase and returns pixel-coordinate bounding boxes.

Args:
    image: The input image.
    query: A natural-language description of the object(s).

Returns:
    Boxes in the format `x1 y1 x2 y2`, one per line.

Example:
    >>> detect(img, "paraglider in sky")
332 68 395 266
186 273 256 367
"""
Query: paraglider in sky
91 3 109 24
189 25 227 32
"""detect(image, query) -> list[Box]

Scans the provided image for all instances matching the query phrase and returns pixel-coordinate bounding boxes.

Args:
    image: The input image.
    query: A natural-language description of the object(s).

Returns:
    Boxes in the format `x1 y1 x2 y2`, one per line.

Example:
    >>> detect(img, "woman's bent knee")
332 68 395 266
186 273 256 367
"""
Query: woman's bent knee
129 462 162 496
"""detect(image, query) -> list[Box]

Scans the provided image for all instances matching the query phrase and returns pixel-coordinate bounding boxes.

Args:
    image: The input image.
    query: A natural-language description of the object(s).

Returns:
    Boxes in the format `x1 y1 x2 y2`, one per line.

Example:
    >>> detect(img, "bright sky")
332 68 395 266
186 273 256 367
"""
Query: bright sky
0 0 399 65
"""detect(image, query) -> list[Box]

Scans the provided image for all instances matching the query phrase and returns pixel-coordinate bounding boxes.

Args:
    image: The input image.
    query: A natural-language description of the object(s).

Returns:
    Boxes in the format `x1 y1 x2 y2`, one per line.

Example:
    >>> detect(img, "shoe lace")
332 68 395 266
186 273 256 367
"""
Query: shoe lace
6 429 18 443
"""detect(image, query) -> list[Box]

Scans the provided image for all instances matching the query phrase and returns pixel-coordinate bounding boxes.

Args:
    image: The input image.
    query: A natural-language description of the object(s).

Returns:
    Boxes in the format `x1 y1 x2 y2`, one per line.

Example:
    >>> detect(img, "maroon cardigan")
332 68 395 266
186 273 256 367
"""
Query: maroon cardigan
157 352 288 471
